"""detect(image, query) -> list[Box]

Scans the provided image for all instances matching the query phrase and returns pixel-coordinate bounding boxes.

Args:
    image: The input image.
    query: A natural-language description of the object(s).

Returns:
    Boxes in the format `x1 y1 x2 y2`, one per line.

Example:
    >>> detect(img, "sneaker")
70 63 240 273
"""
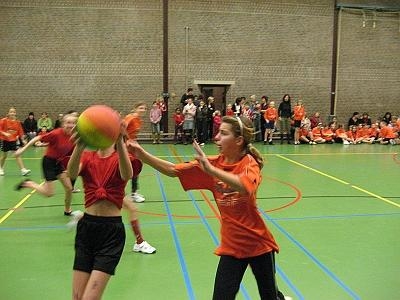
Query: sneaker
72 188 81 193
0 168 4 176
21 168 31 176
131 192 145 203
133 241 156 254
66 210 84 230
15 179 30 191
277 291 292 300
343 140 350 145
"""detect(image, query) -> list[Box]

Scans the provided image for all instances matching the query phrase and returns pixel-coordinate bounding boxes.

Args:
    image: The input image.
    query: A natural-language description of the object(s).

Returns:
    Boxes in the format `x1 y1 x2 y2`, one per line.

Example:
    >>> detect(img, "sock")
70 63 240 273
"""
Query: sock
130 220 144 244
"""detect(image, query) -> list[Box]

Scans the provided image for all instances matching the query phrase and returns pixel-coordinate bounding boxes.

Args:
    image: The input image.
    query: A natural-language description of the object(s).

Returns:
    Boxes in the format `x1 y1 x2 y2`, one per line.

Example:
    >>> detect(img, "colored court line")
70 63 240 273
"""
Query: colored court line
155 171 196 300
171 146 303 299
275 154 350 185
261 210 361 300
276 154 400 208
0 188 39 224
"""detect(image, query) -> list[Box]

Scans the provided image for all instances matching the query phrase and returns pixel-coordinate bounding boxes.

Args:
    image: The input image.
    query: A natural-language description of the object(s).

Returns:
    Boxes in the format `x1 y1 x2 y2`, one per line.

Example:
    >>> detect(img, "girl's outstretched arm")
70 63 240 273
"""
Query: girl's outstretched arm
126 140 177 177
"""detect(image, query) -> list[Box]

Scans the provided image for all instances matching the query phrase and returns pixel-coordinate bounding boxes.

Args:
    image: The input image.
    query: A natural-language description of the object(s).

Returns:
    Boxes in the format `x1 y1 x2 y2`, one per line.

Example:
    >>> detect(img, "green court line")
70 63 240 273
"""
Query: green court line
275 154 400 208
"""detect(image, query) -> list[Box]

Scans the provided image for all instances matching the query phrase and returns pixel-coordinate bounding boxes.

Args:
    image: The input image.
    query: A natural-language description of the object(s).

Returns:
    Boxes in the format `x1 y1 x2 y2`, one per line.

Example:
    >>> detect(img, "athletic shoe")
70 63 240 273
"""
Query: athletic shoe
72 188 81 193
21 168 31 176
66 210 84 230
277 291 293 300
133 241 156 254
131 192 145 203
15 179 30 191
0 168 4 176
343 140 350 145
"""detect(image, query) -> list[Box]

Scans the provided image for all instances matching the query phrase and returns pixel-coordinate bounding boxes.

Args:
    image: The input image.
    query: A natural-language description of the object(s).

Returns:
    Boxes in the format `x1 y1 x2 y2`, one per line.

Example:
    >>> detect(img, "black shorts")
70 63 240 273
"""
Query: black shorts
74 213 126 276
264 121 275 130
1 140 17 152
42 156 65 181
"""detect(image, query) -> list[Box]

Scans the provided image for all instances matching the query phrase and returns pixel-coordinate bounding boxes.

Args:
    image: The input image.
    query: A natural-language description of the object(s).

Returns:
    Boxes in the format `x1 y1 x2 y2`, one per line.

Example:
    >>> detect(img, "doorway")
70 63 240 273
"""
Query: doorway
198 85 229 115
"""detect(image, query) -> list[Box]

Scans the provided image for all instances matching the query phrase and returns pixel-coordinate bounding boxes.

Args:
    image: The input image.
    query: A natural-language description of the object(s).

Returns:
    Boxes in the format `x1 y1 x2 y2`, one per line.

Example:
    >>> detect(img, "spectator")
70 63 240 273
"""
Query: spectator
310 112 321 129
180 88 193 107
23 112 38 141
37 112 53 132
278 94 292 144
347 112 360 129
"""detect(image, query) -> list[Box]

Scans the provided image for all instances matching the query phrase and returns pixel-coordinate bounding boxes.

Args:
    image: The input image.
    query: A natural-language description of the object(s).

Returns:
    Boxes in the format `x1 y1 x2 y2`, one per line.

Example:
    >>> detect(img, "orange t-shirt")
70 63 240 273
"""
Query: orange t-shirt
335 128 347 138
379 126 397 139
264 107 278 121
175 154 279 258
321 128 334 141
124 113 142 140
311 127 322 138
368 127 378 137
0 118 24 142
293 105 305 121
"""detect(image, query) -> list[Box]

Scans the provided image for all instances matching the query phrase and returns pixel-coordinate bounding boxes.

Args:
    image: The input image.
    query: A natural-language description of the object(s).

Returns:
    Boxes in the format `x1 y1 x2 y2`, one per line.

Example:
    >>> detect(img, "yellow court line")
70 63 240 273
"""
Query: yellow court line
275 154 350 185
351 185 400 208
276 154 399 208
0 183 43 224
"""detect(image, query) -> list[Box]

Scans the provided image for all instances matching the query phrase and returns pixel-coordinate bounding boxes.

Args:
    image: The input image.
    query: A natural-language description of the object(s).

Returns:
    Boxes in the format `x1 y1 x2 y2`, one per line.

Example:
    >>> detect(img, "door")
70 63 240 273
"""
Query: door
199 85 229 115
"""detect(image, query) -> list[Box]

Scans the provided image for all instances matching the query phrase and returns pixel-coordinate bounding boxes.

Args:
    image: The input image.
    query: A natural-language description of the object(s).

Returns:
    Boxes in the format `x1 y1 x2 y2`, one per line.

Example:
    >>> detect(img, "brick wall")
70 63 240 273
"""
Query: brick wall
0 0 398 131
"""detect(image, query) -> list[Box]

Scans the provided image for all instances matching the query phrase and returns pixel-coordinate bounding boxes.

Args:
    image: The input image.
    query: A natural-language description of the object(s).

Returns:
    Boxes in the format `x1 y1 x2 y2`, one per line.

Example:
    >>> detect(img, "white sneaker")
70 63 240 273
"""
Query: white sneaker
72 188 81 193
133 241 156 254
66 210 84 230
21 168 31 176
131 192 145 203
343 140 350 145
0 168 4 176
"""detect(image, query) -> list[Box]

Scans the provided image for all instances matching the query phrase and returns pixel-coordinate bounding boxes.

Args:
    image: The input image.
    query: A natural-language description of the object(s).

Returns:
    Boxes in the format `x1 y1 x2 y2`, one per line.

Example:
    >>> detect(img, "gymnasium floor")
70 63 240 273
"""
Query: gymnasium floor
0 142 399 300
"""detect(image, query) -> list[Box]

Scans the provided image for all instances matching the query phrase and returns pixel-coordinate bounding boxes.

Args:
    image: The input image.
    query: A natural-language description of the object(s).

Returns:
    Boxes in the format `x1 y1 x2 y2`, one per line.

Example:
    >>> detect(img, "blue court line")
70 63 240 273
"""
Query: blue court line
261 210 361 300
276 267 304 300
155 172 196 300
178 150 251 299
185 190 251 300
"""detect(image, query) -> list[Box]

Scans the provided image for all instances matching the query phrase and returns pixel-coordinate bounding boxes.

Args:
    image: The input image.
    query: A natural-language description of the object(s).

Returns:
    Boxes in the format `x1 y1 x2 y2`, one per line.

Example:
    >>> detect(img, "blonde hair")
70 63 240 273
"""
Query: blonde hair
222 116 264 169
132 101 147 112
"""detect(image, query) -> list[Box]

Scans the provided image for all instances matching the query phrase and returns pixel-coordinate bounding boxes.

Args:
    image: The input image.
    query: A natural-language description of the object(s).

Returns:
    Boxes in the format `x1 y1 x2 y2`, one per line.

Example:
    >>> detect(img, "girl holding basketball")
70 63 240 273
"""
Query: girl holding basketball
127 115 286 300
67 127 135 299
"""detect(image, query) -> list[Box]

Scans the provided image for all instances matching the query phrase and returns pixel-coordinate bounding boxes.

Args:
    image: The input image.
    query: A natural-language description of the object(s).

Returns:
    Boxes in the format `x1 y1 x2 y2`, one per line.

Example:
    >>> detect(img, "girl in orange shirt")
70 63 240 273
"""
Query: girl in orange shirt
263 101 278 144
292 99 306 144
127 116 286 300
0 107 31 176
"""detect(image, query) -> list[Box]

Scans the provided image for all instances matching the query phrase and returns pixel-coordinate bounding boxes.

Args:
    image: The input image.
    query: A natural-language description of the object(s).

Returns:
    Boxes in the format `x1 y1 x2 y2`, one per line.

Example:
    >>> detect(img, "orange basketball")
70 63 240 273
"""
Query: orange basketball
77 105 121 149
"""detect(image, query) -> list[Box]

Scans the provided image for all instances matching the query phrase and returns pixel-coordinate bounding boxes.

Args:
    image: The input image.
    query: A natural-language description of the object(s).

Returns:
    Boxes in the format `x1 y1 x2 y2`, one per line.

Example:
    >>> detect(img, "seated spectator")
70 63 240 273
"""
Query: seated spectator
34 127 50 147
377 121 397 145
54 113 63 129
348 112 361 129
299 124 316 144
382 112 392 125
37 112 53 132
311 123 326 143
23 112 38 141
368 122 380 140
321 124 335 144
355 124 374 144
360 113 372 126
310 112 321 129
335 124 351 144
346 126 357 144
